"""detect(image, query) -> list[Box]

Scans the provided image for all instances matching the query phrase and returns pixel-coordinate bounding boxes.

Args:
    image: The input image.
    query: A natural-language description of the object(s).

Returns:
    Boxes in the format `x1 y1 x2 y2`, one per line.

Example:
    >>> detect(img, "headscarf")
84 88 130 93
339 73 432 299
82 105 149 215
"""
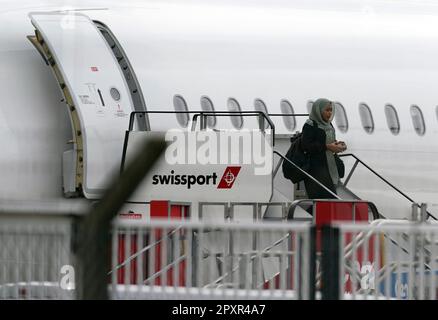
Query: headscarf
306 98 339 185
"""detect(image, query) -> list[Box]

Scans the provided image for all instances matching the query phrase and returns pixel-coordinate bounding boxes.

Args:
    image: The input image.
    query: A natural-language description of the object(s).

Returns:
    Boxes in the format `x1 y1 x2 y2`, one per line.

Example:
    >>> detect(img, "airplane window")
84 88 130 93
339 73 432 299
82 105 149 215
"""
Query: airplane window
359 103 374 134
306 101 314 114
384 104 400 135
200 96 216 128
280 100 296 131
410 105 425 136
173 95 189 128
254 98 270 129
334 102 348 133
227 98 243 129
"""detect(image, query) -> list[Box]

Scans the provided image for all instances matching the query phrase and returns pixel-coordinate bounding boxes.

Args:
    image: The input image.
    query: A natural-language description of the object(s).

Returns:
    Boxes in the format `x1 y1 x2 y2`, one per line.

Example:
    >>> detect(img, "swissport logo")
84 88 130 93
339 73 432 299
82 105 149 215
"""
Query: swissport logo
217 166 241 189
152 166 241 190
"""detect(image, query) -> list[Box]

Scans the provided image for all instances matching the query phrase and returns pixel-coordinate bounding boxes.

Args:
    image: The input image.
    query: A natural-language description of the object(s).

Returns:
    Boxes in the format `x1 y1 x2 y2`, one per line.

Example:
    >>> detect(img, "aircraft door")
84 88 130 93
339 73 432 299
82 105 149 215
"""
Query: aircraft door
28 12 138 199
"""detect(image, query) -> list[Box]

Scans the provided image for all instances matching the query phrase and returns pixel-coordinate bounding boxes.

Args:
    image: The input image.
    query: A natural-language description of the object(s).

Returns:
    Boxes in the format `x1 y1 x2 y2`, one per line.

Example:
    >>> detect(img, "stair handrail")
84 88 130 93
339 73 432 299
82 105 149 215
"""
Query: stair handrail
339 153 437 221
274 151 341 200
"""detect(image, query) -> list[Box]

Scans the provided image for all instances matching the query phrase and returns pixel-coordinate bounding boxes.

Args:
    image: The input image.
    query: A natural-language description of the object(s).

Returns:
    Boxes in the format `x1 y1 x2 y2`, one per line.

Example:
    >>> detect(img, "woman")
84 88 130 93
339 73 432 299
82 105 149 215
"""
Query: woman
301 98 346 199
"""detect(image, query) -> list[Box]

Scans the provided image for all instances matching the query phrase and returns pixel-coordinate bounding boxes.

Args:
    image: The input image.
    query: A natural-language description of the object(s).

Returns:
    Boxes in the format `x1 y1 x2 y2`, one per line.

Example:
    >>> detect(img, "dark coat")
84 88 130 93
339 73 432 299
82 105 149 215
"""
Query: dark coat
301 122 340 199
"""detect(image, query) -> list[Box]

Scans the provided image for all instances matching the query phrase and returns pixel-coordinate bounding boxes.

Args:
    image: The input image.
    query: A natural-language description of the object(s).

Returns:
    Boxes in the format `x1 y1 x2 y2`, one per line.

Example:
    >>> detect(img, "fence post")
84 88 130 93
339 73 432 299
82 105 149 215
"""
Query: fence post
75 139 165 300
321 225 340 300
420 203 428 222
411 203 419 222
308 225 317 300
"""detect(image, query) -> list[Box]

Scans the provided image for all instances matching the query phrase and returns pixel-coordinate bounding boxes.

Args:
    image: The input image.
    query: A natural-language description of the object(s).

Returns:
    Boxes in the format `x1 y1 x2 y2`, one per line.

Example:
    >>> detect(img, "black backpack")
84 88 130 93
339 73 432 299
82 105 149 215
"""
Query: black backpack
282 121 316 183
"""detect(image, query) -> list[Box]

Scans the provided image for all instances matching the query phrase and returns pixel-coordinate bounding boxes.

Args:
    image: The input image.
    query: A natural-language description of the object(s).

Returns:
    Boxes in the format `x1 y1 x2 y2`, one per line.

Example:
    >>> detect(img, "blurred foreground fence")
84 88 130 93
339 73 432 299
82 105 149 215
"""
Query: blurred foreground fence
0 211 78 299
334 221 438 300
110 218 313 300
2 210 438 299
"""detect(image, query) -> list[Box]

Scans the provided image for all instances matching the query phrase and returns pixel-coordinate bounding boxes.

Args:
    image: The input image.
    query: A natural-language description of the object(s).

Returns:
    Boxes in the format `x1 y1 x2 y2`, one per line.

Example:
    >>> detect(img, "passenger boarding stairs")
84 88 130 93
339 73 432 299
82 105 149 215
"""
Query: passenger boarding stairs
112 111 438 296
271 149 437 223
268 149 438 297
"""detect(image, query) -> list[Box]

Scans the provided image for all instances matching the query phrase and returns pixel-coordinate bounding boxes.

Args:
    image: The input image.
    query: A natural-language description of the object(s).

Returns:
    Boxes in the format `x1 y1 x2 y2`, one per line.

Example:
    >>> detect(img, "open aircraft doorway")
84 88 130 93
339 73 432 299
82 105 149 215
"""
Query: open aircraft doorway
27 12 148 199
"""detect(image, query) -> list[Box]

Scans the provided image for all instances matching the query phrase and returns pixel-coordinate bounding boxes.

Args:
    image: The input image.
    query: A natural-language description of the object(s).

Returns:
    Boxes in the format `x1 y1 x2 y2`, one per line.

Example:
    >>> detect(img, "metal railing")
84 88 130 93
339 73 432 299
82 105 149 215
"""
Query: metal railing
273 151 340 200
339 153 437 220
198 201 292 221
128 110 274 130
3 206 438 300
192 111 274 130
109 218 313 300
127 110 275 141
287 199 380 221
0 213 76 299
126 111 312 158
327 221 438 300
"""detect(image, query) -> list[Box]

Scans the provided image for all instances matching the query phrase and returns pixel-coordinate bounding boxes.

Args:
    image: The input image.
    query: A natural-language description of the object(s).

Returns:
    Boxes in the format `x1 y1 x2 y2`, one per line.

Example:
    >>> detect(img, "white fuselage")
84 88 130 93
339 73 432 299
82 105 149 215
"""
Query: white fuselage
1 0 437 218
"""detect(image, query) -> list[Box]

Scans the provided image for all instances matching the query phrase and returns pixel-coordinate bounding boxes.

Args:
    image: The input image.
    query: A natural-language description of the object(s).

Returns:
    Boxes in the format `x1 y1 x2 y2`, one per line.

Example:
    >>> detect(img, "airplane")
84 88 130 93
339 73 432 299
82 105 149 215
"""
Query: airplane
0 0 437 221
